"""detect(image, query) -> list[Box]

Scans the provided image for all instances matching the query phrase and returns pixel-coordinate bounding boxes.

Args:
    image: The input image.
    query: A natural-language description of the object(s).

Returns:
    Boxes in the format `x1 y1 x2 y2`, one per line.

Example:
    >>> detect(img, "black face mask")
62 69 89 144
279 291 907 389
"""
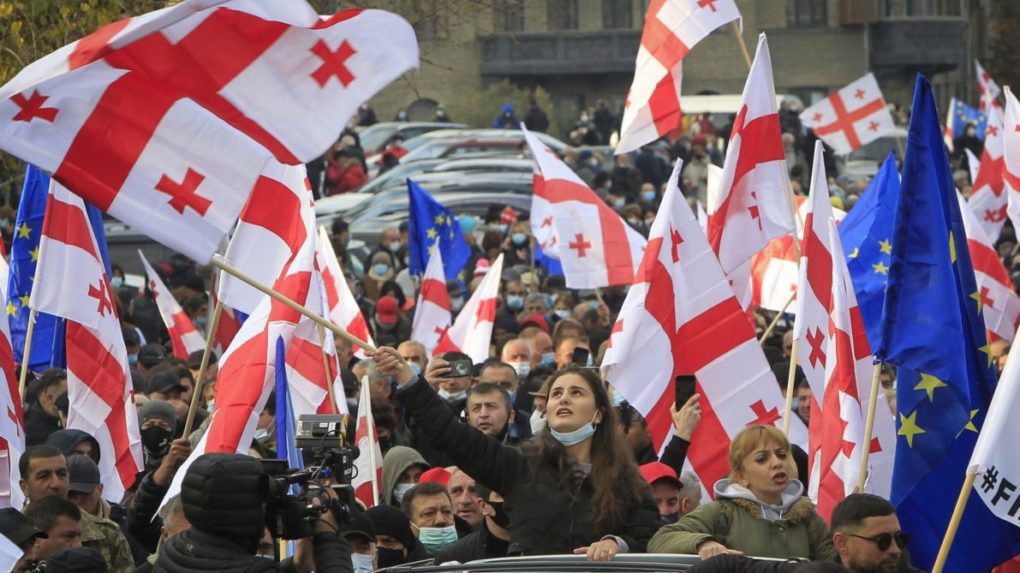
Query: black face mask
141 426 172 453
487 501 511 529
376 547 407 569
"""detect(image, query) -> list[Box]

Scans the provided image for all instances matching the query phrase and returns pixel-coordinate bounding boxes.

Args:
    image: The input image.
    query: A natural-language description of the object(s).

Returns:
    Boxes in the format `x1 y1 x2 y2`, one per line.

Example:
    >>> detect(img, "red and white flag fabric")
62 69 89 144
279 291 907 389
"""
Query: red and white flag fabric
529 165 559 258
1002 88 1020 236
410 247 452 356
31 181 142 502
316 227 375 360
522 125 646 288
968 94 1008 240
0 257 24 510
209 270 241 358
958 191 1020 342
353 377 382 508
139 251 205 359
794 142 893 512
976 59 1002 106
800 73 895 156
707 33 795 310
0 1 418 263
434 254 504 364
616 0 741 154
602 160 807 493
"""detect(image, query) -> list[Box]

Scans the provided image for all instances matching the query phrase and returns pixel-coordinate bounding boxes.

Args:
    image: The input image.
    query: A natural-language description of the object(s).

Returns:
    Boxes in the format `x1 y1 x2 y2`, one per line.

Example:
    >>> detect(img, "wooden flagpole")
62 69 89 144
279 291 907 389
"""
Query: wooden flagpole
758 291 796 344
316 323 339 415
855 362 884 492
732 22 752 70
931 471 977 573
17 309 37 399
781 340 800 436
182 299 223 438
210 255 377 354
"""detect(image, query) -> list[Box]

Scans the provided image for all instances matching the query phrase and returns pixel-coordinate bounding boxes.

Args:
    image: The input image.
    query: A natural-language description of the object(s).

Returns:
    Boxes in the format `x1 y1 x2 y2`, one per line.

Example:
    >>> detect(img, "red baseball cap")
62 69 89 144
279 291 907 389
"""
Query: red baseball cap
418 467 451 487
519 313 549 334
376 295 398 324
640 462 682 489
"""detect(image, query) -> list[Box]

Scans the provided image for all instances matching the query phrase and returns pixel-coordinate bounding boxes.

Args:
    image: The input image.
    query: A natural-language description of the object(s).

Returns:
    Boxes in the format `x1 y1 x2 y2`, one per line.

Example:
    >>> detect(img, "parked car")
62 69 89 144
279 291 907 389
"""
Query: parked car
842 127 906 178
398 129 568 164
357 121 468 154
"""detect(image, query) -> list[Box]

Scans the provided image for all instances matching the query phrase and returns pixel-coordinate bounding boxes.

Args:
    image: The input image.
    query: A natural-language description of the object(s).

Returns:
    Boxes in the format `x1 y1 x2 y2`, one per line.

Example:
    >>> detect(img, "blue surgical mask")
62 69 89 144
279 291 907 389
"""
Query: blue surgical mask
491 223 508 234
613 198 625 209
387 242 401 253
194 316 208 329
642 190 657 202
352 553 375 573
511 233 527 246
393 483 414 503
611 391 626 407
128 353 139 366
542 293 555 308
409 362 423 376
554 309 571 320
550 412 598 447
205 399 215 413
506 295 524 310
373 263 390 276
540 352 556 368
418 525 458 553
451 297 464 313
111 276 124 289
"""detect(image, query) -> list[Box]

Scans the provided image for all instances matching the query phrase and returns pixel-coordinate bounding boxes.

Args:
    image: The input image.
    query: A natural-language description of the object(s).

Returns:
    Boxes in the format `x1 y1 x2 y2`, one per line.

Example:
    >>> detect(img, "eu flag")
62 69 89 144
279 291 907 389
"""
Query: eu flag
8 166 113 370
407 178 470 280
948 97 988 141
274 336 304 471
837 152 900 351
878 75 1020 571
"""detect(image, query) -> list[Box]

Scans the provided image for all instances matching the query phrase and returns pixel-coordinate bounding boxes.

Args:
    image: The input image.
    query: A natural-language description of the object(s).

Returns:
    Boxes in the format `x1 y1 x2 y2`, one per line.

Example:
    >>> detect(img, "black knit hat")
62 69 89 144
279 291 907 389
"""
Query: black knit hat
181 453 266 554
365 504 415 550
46 547 108 573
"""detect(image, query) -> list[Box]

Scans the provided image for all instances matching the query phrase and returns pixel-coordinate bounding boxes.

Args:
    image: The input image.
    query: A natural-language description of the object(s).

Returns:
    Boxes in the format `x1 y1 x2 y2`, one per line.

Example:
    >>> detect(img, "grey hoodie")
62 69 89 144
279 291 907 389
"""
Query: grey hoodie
381 446 430 506
713 478 805 521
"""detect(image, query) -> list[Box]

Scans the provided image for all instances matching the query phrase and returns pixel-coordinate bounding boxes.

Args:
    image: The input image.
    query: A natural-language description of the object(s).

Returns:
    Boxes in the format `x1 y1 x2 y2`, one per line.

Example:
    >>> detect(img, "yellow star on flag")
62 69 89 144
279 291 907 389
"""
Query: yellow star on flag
970 290 984 313
848 247 860 259
19 294 29 308
434 214 445 225
427 227 438 239
16 223 31 239
445 215 453 227
979 342 994 367
878 239 892 254
914 372 947 401
898 410 926 448
949 232 957 264
872 261 889 275
29 246 40 262
5 302 16 316
964 409 979 433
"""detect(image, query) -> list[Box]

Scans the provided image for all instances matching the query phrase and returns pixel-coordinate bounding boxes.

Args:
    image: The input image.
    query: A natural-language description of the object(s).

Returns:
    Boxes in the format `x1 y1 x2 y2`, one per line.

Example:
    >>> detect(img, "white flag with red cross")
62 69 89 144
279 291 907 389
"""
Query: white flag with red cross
521 125 647 288
968 94 1008 240
410 247 453 356
0 256 24 511
958 191 1020 343
434 254 504 364
616 0 741 154
1002 88 1020 237
800 73 895 156
209 270 242 358
219 165 315 315
32 180 143 502
707 34 795 310
795 143 893 511
976 59 1002 107
529 166 559 258
139 251 205 360
0 1 418 263
602 160 807 493
353 377 382 508
316 227 375 360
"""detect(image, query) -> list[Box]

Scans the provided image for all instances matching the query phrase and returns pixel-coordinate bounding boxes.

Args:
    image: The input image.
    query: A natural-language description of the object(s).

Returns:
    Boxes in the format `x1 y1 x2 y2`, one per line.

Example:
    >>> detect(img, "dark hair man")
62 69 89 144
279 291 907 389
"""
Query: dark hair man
831 494 922 573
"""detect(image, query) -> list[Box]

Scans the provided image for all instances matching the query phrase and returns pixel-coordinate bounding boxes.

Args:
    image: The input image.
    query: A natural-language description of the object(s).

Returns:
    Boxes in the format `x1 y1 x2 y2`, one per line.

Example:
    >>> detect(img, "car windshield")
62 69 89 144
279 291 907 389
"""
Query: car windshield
358 124 397 152
401 140 452 162
358 161 439 193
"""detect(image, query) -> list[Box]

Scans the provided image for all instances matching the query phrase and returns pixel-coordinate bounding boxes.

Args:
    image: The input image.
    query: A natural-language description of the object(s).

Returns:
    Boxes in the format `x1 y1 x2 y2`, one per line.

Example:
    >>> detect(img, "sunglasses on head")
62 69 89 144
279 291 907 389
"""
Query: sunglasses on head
846 531 910 552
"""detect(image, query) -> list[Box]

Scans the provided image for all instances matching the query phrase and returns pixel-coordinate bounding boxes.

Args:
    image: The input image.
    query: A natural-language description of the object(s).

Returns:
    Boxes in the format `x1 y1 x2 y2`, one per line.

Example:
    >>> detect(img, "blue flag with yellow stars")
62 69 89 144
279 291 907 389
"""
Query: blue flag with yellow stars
838 152 899 352
948 96 988 141
407 178 470 280
8 166 112 371
877 75 1020 572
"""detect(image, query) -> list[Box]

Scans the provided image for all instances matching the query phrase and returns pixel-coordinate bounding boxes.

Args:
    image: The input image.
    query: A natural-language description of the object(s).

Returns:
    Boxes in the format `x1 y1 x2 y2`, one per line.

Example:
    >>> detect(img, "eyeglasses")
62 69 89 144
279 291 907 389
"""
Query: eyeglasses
846 531 910 552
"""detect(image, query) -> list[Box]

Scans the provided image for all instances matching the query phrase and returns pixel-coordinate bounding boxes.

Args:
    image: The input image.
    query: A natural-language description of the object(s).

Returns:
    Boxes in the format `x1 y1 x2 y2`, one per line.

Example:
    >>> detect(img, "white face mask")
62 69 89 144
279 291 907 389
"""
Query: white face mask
530 409 547 435
438 389 467 402
393 482 414 503
352 553 375 573
509 361 530 378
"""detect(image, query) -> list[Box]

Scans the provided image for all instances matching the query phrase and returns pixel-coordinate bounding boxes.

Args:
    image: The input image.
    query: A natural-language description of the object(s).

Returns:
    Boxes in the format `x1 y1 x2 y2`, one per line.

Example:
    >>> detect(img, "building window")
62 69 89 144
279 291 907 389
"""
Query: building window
494 0 525 32
548 0 579 30
602 0 633 29
884 0 961 17
787 0 827 27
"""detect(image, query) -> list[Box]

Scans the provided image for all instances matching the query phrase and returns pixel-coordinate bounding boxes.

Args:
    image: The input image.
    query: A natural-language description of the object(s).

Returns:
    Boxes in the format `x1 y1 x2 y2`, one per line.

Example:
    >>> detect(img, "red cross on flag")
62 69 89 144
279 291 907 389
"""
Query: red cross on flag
0 257 24 510
139 251 205 360
968 94 1008 241
353 377 383 507
434 254 504 364
1003 87 1020 236
958 191 1020 343
529 166 559 258
707 34 796 310
522 125 647 288
794 143 894 511
316 227 375 360
219 165 313 315
0 1 418 263
31 180 143 501
602 159 807 494
616 0 741 154
800 73 895 156
975 59 1002 107
410 247 452 356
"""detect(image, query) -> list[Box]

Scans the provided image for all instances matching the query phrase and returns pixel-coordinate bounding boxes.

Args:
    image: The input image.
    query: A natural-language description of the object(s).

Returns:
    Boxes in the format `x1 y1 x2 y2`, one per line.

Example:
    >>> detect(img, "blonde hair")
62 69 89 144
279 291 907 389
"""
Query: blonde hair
728 425 793 480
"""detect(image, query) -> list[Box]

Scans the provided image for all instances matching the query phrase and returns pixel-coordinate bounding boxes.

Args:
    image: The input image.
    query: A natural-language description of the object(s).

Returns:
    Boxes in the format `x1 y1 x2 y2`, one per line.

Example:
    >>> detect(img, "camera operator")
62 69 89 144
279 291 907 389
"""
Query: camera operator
153 453 352 573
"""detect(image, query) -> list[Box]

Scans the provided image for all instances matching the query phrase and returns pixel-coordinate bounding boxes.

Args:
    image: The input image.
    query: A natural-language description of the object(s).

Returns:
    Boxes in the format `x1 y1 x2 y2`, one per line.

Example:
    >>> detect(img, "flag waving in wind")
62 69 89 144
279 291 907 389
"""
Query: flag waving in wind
800 73 895 156
434 254 503 363
410 247 452 356
139 251 204 359
407 179 471 280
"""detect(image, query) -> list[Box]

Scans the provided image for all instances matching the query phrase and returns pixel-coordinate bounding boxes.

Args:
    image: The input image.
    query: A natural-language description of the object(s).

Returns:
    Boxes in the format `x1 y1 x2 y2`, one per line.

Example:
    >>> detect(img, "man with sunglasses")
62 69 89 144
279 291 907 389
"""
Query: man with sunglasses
831 494 922 573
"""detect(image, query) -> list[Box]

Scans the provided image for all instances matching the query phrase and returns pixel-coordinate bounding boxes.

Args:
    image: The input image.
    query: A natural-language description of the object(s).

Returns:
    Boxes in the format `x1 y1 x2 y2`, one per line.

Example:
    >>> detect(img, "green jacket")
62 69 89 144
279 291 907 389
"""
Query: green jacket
648 496 835 561
81 510 134 573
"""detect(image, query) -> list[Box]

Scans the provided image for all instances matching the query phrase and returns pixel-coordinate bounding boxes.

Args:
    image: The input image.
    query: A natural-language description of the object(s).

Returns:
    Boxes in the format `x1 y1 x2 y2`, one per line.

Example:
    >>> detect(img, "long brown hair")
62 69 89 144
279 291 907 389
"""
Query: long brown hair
527 365 648 533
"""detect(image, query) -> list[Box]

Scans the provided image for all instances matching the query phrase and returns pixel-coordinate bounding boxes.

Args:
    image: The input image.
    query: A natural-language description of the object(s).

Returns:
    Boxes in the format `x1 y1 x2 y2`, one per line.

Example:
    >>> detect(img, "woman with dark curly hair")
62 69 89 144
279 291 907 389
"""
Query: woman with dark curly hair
372 346 659 561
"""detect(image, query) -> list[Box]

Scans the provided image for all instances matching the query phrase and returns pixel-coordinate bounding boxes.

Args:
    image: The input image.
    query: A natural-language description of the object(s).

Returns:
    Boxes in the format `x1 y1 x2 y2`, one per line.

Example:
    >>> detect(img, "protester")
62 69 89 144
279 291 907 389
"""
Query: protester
381 446 430 506
0 508 47 572
23 369 67 447
400 481 458 556
434 483 511 564
364 505 429 568
830 494 922 573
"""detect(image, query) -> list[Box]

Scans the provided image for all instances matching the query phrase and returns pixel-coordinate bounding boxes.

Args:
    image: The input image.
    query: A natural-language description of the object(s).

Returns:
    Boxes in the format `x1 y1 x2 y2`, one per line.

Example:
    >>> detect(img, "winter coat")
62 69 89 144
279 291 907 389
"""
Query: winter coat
396 378 661 556
154 528 352 573
433 522 509 564
24 404 61 447
126 472 168 553
648 479 834 561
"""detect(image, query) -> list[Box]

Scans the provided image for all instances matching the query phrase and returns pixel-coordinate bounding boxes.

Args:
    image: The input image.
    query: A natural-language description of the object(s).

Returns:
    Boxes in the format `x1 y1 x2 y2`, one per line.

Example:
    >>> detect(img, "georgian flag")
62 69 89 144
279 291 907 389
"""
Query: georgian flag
434 254 504 364
32 181 142 501
0 256 24 510
975 59 1002 105
521 125 646 288
800 73 895 156
602 160 807 493
958 191 1020 343
410 247 452 356
0 1 418 263
967 94 1007 241
353 377 383 507
1002 88 1020 238
139 251 205 359
316 227 375 360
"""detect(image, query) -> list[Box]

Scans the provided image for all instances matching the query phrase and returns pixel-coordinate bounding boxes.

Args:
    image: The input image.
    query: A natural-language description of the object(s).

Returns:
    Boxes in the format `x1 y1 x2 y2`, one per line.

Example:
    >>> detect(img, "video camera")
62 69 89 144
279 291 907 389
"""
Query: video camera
262 415 361 539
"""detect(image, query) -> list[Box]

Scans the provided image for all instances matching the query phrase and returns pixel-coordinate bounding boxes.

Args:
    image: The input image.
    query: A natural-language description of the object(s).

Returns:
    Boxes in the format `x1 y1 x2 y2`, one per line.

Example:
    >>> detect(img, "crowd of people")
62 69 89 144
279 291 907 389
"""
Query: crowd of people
5 93 1010 573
